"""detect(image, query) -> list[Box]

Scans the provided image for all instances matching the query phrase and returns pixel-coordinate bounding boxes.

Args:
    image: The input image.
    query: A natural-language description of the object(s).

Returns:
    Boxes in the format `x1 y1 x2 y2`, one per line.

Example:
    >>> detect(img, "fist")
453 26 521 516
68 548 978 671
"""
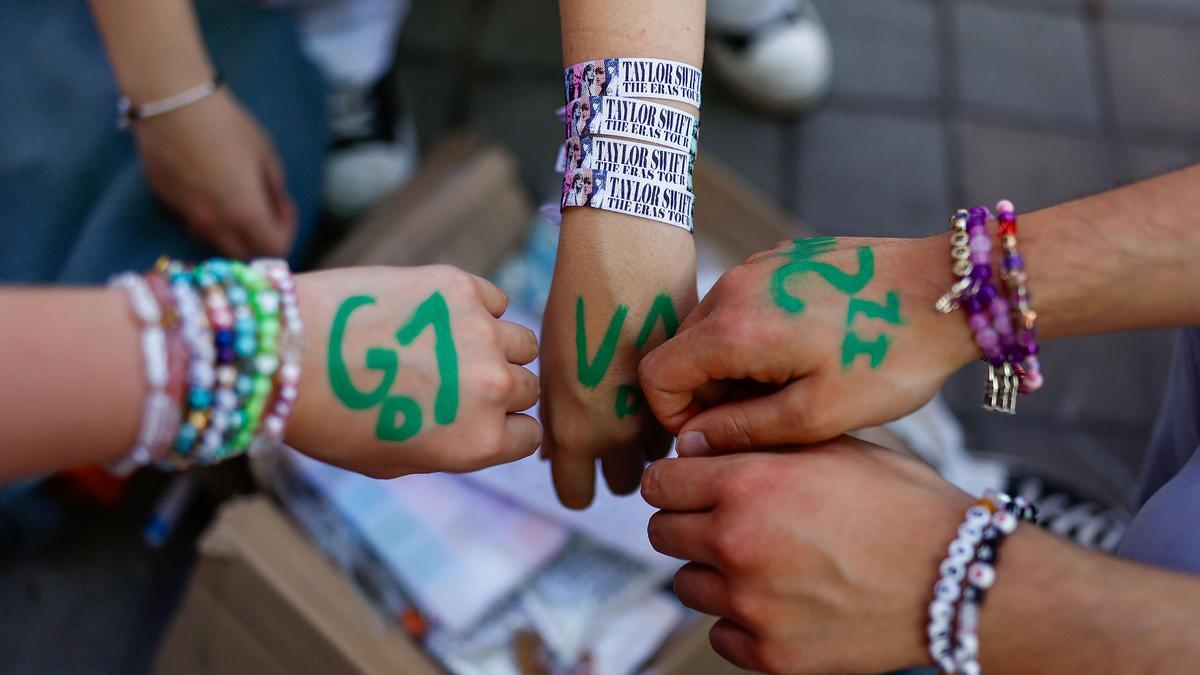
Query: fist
287 265 541 477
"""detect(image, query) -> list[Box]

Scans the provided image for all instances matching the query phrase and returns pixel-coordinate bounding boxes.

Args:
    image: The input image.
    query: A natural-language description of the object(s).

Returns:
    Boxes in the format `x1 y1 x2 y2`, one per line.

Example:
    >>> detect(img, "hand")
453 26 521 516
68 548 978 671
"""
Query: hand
642 438 972 674
539 218 697 509
133 88 297 258
286 265 541 477
639 235 977 455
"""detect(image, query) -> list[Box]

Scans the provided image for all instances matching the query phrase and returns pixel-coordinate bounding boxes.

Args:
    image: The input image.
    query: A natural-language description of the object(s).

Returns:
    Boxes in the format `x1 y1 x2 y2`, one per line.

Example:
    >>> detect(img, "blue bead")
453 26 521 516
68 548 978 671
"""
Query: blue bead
189 388 213 409
236 335 257 358
229 410 246 431
175 424 198 453
215 329 235 347
235 317 256 335
208 259 232 277
236 375 253 398
227 286 248 305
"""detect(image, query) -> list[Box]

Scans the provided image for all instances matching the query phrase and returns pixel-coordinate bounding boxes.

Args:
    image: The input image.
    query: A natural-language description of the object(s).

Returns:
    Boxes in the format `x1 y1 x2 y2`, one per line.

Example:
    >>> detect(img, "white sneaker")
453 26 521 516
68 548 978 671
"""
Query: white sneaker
323 81 417 220
706 0 833 114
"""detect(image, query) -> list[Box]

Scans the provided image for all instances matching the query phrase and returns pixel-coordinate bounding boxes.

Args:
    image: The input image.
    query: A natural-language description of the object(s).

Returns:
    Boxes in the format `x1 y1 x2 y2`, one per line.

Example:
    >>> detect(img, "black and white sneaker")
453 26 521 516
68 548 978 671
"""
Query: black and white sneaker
1008 475 1130 553
323 78 417 219
706 0 833 114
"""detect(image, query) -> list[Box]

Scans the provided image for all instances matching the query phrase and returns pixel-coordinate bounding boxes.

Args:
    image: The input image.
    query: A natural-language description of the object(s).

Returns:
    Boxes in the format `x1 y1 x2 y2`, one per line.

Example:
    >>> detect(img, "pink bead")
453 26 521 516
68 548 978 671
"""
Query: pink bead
971 250 990 265
280 385 298 403
968 314 990 332
975 328 998 351
213 309 234 329
279 362 301 384
1021 369 1044 391
264 415 284 438
990 297 1010 315
970 236 992 253
996 199 1015 215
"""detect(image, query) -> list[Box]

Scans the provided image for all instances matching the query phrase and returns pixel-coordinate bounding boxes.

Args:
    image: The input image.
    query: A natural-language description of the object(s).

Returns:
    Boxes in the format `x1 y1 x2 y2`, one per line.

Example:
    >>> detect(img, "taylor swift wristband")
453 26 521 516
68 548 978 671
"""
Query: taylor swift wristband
565 57 702 109
567 96 699 154
562 168 694 233
561 136 694 190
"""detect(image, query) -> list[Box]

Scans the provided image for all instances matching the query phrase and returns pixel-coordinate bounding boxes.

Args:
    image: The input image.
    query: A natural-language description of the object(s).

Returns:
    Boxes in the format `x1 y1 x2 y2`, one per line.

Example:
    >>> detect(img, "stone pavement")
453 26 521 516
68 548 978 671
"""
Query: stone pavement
396 0 1199 504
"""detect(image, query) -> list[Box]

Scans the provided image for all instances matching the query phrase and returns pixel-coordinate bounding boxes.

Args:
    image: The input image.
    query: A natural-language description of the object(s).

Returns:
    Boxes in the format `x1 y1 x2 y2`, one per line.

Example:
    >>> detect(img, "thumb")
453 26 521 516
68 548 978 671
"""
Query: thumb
676 382 811 456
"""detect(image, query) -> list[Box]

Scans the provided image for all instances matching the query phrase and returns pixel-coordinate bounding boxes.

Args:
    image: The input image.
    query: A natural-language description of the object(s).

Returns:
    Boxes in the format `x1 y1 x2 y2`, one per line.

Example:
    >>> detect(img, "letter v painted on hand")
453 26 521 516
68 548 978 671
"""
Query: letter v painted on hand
576 296 628 389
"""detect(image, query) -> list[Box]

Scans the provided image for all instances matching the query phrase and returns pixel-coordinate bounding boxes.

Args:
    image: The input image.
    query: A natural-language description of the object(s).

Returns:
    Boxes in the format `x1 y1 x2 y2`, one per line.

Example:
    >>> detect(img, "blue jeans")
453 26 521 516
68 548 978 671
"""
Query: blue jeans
0 0 328 284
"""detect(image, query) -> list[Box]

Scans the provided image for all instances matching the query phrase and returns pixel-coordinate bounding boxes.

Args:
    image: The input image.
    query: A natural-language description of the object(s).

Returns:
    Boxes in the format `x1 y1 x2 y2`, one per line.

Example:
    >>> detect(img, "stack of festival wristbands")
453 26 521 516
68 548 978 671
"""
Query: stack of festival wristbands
108 257 304 474
559 57 701 233
927 489 1039 675
935 201 1043 414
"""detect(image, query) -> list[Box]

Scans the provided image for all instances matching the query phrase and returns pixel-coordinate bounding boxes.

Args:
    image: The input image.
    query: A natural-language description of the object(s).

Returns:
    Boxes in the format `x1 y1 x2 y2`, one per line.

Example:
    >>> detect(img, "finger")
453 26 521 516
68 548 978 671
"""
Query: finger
641 456 729 511
708 619 764 672
470 274 509 318
232 193 288 257
678 381 814 454
495 413 542 464
506 364 539 413
497 320 538 365
262 149 296 234
673 563 732 616
551 451 596 510
637 329 714 433
647 512 718 564
202 224 250 260
601 448 645 496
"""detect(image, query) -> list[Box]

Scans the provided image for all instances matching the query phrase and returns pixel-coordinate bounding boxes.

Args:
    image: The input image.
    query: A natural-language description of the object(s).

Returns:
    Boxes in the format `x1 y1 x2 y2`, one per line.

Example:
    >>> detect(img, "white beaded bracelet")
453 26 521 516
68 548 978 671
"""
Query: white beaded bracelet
251 259 304 450
109 273 175 474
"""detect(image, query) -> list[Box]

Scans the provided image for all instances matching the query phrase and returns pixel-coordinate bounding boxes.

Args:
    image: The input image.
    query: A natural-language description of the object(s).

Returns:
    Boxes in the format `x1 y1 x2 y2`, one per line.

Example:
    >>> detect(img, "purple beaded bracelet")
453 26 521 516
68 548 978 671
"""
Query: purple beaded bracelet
995 201 1044 394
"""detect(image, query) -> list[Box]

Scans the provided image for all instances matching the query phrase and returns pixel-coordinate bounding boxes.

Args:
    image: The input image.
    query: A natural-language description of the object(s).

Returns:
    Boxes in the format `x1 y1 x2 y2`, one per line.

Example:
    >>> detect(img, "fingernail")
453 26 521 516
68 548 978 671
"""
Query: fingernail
677 431 712 457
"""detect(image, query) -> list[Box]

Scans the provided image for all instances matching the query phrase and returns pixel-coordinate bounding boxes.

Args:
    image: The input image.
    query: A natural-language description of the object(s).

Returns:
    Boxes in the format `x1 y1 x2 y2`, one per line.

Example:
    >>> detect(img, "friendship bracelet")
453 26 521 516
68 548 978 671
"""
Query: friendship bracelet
251 259 304 449
995 201 1044 394
565 57 702 108
163 261 216 461
562 136 694 190
109 274 176 473
191 260 243 464
146 272 191 460
928 490 1037 674
230 262 282 455
561 168 694 232
567 95 699 154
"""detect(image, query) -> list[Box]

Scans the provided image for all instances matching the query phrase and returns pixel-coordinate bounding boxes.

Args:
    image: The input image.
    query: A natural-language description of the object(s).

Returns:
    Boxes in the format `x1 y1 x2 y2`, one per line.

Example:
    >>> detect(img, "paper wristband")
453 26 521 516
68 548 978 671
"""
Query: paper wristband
567 95 698 154
565 57 703 108
561 168 694 233
559 136 694 190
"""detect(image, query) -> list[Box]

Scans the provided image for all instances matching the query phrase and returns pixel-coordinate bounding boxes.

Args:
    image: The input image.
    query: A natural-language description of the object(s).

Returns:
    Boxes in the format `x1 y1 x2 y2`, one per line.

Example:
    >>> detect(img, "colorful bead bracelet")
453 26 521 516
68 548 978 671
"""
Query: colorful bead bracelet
112 257 305 472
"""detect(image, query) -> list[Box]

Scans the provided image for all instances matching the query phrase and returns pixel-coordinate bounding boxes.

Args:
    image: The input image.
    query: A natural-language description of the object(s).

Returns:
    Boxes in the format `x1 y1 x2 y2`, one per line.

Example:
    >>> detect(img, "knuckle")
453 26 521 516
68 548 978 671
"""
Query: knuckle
711 523 749 569
727 588 768 630
754 639 795 675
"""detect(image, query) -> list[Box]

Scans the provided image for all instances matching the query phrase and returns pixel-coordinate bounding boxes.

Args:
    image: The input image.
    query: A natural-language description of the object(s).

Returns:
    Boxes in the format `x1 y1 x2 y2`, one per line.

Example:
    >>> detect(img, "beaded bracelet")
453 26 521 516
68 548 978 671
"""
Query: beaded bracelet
109 273 175 473
995 201 1044 394
251 259 304 449
230 262 282 455
161 260 217 462
928 490 1037 674
191 260 242 464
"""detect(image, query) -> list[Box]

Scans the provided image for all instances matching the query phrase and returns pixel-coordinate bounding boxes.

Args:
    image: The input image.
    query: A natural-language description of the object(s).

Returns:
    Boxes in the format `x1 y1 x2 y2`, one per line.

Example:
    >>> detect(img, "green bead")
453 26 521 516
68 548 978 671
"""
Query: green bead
234 430 252 450
252 375 272 398
258 335 278 354
259 320 280 341
246 399 265 423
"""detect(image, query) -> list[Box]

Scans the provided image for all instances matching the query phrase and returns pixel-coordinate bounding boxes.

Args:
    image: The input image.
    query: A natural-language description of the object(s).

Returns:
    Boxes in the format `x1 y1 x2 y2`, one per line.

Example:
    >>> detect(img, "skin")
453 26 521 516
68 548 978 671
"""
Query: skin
88 0 295 258
641 439 1200 674
0 265 541 482
639 164 1200 456
543 0 703 510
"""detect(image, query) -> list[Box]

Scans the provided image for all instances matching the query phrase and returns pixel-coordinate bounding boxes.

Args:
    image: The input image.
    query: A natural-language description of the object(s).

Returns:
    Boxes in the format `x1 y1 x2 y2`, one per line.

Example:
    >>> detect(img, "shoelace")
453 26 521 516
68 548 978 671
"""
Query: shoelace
1010 475 1129 553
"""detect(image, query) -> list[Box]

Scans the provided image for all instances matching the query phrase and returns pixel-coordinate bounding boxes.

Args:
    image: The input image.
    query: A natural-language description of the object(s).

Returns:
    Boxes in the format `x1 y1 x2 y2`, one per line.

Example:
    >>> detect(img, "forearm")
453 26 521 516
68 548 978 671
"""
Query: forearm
982 526 1200 673
556 0 705 348
88 0 215 102
0 289 142 480
1022 164 1200 340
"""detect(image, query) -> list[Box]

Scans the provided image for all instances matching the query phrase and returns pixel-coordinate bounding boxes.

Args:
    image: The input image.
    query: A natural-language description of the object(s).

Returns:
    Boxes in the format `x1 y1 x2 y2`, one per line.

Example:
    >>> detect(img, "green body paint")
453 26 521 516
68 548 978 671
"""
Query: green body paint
576 297 629 389
327 292 461 443
842 331 891 370
766 239 904 371
327 295 398 410
847 291 903 326
771 244 876 315
635 293 681 349
395 292 459 425
614 384 645 418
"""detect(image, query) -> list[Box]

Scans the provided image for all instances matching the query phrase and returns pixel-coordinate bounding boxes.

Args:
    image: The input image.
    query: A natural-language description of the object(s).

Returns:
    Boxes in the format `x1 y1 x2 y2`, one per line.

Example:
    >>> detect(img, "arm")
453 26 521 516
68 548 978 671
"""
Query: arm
87 0 296 257
640 440 1200 674
543 0 704 509
638 165 1200 453
0 266 541 482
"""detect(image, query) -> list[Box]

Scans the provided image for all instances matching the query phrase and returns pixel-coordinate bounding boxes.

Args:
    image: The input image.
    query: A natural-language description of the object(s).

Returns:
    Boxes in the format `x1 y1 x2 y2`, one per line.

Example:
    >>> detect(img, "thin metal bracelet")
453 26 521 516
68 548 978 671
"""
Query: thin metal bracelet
117 72 224 131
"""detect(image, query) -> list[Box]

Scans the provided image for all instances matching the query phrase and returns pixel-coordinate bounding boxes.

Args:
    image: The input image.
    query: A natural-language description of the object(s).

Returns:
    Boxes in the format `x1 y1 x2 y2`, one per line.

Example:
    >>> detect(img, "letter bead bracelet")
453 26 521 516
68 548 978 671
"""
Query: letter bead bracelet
108 257 304 474
936 202 1043 414
928 490 1039 674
